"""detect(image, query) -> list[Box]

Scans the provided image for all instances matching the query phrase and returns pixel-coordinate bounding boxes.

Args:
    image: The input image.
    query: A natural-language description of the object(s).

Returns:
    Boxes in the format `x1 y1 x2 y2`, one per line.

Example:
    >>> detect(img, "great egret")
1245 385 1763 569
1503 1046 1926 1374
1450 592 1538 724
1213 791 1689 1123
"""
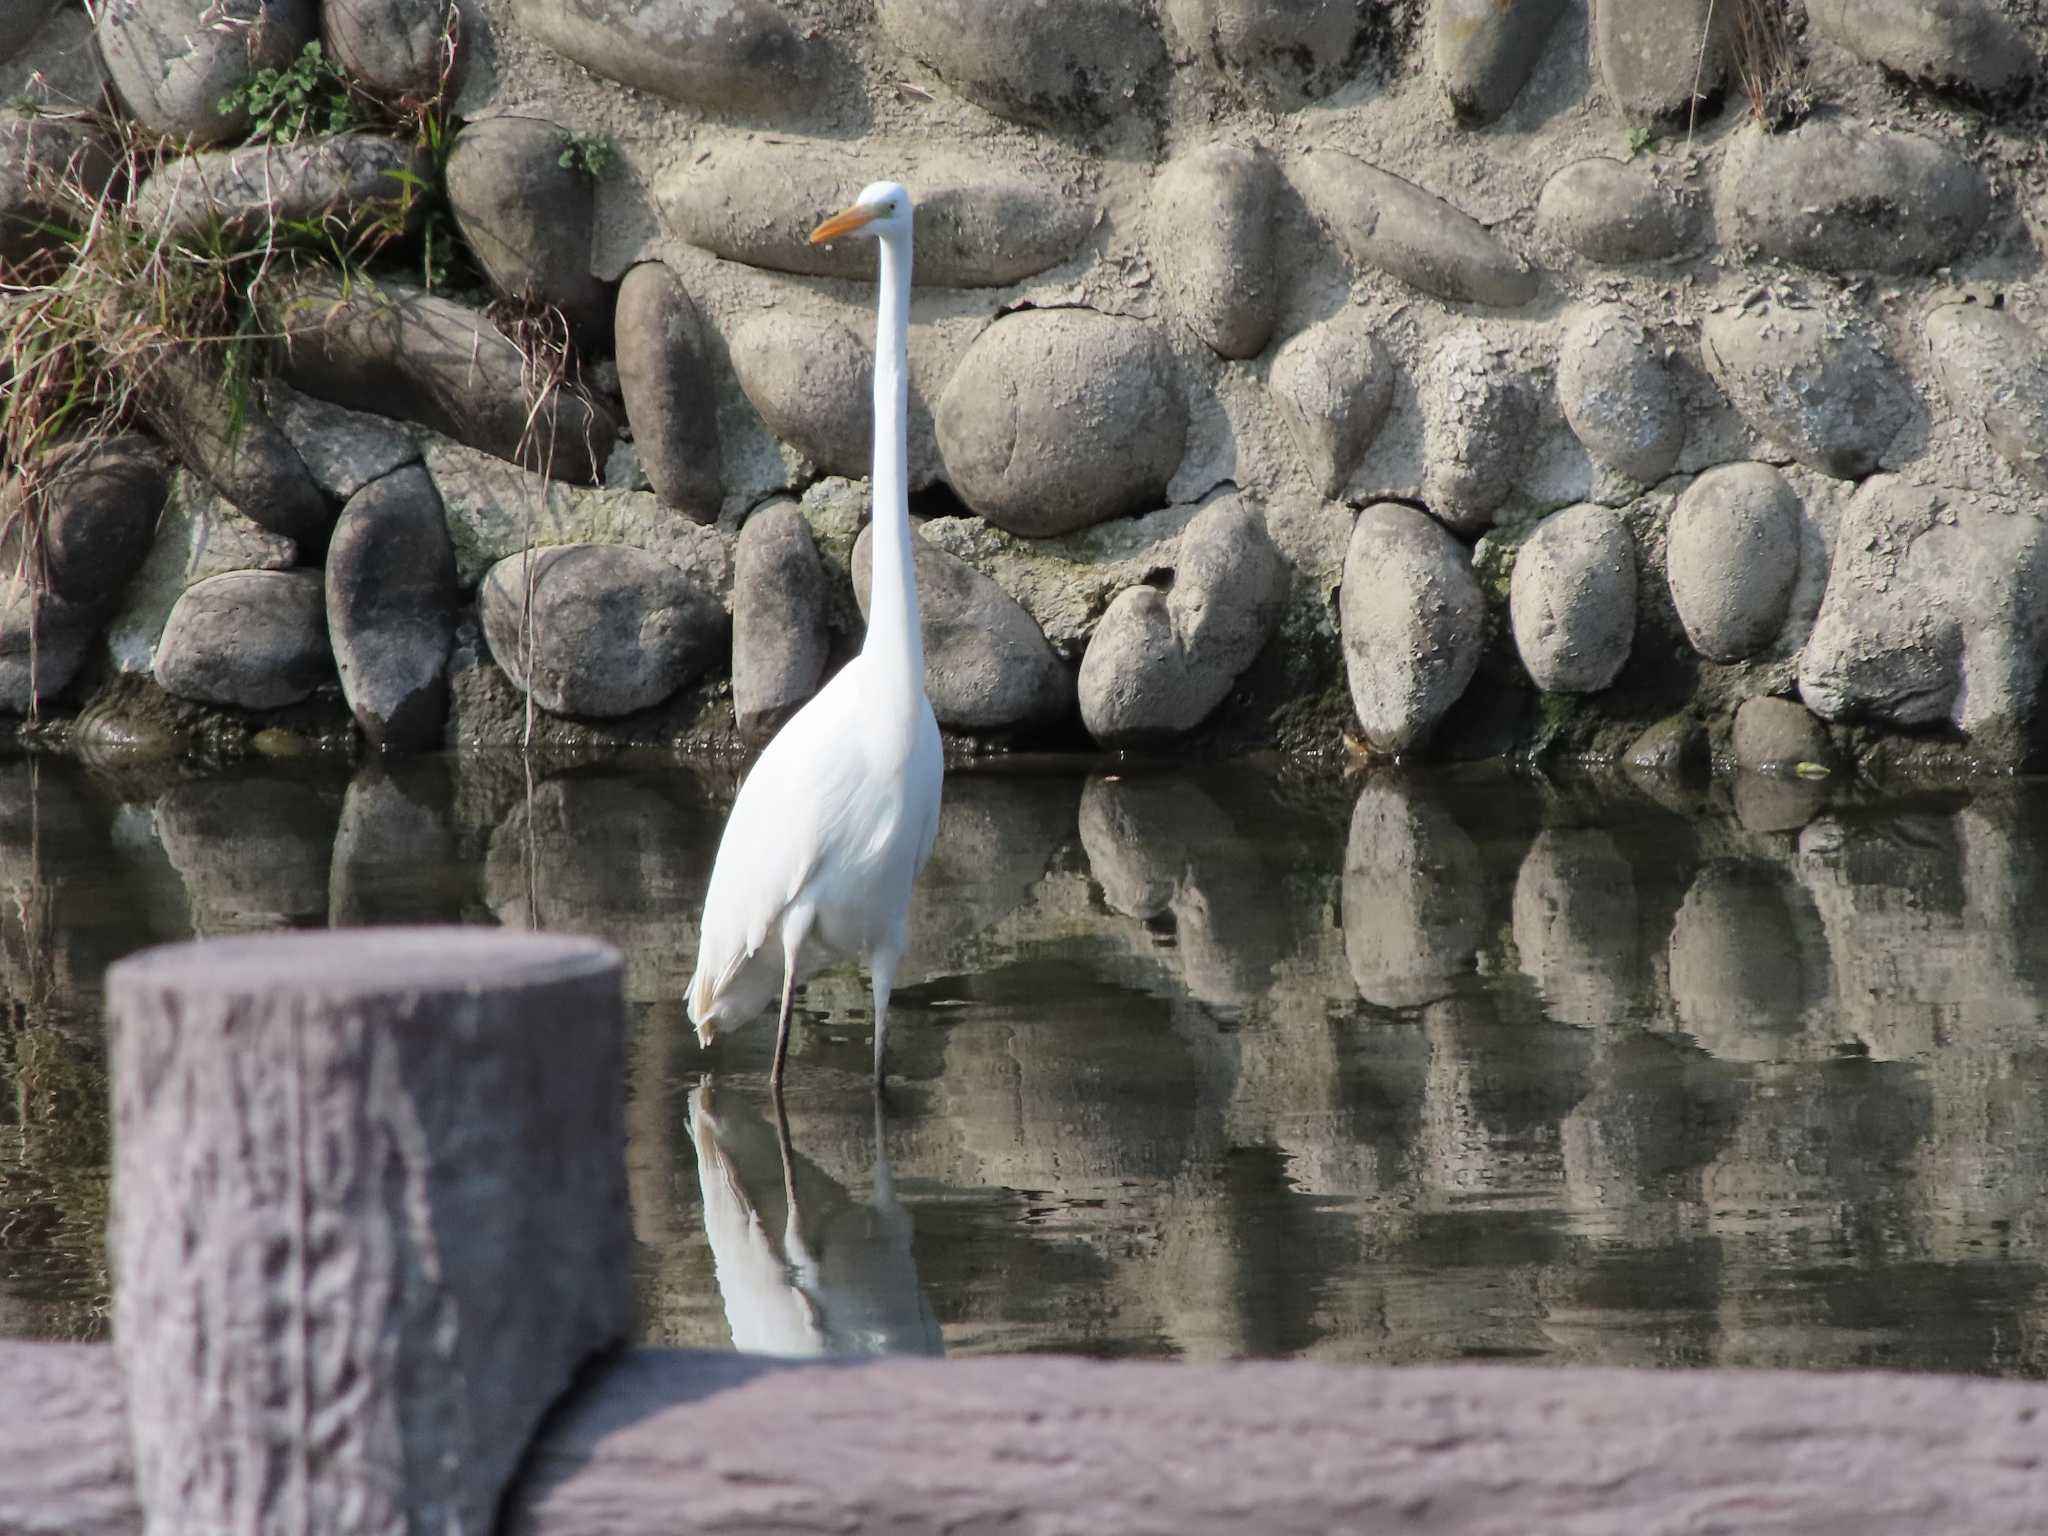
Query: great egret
687 182 943 1090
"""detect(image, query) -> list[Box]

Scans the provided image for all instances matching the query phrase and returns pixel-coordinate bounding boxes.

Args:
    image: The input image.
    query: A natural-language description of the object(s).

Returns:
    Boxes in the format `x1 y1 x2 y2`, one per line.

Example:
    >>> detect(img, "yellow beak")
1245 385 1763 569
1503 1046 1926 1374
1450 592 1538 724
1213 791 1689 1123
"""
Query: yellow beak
809 203 877 244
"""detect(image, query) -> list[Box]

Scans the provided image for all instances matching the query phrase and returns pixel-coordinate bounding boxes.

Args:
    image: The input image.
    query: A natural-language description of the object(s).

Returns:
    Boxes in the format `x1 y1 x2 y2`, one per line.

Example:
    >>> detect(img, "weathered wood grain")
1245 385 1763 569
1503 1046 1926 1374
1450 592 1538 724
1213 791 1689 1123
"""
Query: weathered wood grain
0 1342 139 1536
105 928 632 1536
7 1342 2048 1535
511 1349 2048 1536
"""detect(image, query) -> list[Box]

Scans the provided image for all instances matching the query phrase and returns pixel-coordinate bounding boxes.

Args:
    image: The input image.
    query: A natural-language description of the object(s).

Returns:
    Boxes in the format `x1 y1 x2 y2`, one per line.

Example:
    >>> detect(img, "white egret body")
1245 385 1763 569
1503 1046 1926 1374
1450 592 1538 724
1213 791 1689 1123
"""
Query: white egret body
688 183 942 1088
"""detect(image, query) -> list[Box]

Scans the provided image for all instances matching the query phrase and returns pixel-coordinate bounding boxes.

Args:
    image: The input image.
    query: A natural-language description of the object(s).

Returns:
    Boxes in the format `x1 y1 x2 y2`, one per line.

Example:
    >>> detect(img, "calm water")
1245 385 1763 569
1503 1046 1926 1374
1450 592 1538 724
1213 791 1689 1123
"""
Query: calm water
2 751 2046 1374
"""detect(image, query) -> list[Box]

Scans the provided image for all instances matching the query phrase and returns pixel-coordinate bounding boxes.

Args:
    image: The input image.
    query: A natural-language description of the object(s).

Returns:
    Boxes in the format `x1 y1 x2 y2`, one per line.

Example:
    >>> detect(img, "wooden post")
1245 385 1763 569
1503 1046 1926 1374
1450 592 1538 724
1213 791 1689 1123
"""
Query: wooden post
106 928 630 1536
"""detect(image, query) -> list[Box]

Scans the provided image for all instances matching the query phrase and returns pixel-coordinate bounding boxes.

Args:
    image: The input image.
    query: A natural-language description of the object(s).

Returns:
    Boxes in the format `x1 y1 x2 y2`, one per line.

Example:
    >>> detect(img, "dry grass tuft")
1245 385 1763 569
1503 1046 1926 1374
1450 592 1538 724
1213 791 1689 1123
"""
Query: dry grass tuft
485 289 602 748
2 3 463 494
0 114 301 712
0 6 582 748
1694 0 1808 130
1729 0 1807 127
0 9 468 709
1686 0 1809 146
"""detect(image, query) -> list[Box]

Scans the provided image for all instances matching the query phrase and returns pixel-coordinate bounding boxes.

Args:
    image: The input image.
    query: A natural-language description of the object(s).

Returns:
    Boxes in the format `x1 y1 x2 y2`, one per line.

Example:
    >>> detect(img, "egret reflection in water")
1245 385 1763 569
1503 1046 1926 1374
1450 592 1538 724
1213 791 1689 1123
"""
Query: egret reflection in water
689 1082 942 1359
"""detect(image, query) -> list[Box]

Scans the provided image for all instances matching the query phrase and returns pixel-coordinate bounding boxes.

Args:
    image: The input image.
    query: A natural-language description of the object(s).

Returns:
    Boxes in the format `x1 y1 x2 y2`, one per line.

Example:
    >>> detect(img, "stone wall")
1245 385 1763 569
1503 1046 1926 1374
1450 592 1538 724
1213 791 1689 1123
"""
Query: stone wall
5 0 2048 771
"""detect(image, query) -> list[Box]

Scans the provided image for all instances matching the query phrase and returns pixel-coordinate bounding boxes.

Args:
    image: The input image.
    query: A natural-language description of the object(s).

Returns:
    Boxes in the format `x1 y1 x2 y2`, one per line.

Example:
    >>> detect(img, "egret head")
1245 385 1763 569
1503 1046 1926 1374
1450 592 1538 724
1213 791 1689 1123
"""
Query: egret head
809 181 912 245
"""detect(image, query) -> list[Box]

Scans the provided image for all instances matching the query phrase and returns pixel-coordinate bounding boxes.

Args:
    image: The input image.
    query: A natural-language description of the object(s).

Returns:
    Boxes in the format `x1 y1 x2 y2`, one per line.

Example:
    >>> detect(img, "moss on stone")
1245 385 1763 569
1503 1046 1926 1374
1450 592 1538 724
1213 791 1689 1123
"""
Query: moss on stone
446 655 750 756
60 672 355 763
1469 525 1526 607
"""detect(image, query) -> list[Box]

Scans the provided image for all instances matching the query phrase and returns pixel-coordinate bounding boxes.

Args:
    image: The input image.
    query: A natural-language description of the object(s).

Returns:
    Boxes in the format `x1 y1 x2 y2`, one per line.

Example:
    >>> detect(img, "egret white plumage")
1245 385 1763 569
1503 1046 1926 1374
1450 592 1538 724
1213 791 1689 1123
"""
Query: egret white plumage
687 182 943 1090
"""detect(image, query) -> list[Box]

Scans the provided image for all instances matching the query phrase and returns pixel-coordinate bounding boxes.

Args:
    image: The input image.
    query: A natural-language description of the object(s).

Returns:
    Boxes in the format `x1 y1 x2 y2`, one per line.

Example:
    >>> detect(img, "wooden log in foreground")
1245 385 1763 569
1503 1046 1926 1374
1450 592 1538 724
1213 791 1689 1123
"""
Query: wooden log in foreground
5 1341 2048 1536
105 928 631 1536
0 1342 138 1536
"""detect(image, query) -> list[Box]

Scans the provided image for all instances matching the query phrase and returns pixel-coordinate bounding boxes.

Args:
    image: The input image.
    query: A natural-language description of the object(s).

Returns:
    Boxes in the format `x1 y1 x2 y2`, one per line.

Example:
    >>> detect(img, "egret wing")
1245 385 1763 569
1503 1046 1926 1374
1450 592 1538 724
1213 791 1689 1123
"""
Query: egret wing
689 671 873 1024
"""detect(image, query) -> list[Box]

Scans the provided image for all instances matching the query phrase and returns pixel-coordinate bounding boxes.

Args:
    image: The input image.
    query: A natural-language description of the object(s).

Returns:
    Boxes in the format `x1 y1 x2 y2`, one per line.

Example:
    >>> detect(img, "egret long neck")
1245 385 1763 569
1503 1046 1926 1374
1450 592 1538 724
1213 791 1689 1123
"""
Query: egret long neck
863 228 924 692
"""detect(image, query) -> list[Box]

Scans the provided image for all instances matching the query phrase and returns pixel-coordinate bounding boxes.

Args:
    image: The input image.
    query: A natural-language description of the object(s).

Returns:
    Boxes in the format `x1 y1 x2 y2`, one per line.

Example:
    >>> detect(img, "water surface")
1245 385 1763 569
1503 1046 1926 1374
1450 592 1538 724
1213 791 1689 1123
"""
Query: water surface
2 752 2045 1374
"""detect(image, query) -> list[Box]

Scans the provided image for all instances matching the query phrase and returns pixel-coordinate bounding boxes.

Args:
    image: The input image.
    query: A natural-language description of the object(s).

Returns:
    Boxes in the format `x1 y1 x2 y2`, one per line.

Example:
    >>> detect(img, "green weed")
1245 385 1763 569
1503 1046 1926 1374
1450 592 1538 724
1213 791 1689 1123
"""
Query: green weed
557 131 616 180
216 41 365 146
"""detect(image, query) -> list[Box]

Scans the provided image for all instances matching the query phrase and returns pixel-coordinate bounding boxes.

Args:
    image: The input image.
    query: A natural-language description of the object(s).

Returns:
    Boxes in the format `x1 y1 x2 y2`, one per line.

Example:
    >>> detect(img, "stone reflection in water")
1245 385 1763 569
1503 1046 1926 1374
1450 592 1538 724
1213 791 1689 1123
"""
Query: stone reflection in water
2 756 2047 1374
1703 1058 1940 1370
939 981 1208 1195
154 775 338 932
1731 769 1832 835
1342 774 1484 1009
1079 772 1315 1009
1668 860 1832 1061
329 761 464 927
1794 800 2048 1058
484 769 721 1005
1560 1032 1745 1225
898 772 1075 985
1416 993 1596 1205
687 1082 941 1358
1511 826 1641 1027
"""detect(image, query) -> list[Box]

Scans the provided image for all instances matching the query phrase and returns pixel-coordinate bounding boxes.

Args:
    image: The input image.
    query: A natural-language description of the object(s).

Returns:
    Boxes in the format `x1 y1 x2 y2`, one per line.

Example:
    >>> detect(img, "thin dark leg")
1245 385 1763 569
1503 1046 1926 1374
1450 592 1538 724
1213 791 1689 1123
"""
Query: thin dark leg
870 1090 894 1203
773 1089 802 1243
769 953 798 1095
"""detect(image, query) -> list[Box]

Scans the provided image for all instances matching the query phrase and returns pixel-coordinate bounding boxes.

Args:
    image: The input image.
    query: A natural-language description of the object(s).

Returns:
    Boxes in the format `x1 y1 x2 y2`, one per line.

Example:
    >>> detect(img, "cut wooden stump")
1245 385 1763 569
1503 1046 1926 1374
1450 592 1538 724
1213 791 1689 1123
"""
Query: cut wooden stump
106 927 630 1536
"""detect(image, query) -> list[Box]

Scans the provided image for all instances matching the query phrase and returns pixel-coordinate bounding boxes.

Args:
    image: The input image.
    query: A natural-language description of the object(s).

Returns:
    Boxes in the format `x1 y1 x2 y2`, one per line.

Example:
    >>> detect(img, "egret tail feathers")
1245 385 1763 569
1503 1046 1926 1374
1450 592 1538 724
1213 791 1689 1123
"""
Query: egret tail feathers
688 966 718 1046
689 936 782 1048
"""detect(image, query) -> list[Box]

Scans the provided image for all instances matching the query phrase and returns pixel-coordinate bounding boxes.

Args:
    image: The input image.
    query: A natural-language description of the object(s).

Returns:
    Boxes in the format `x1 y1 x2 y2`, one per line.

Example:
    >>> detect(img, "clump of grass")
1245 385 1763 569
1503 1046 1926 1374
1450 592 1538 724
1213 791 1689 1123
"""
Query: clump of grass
1695 0 1810 135
216 0 464 149
1728 0 1808 128
0 117 305 716
0 29 468 706
0 1 540 731
215 9 476 294
2 118 309 442
372 4 488 297
488 292 586 477
1688 0 1808 142
557 130 616 180
1 0 470 505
